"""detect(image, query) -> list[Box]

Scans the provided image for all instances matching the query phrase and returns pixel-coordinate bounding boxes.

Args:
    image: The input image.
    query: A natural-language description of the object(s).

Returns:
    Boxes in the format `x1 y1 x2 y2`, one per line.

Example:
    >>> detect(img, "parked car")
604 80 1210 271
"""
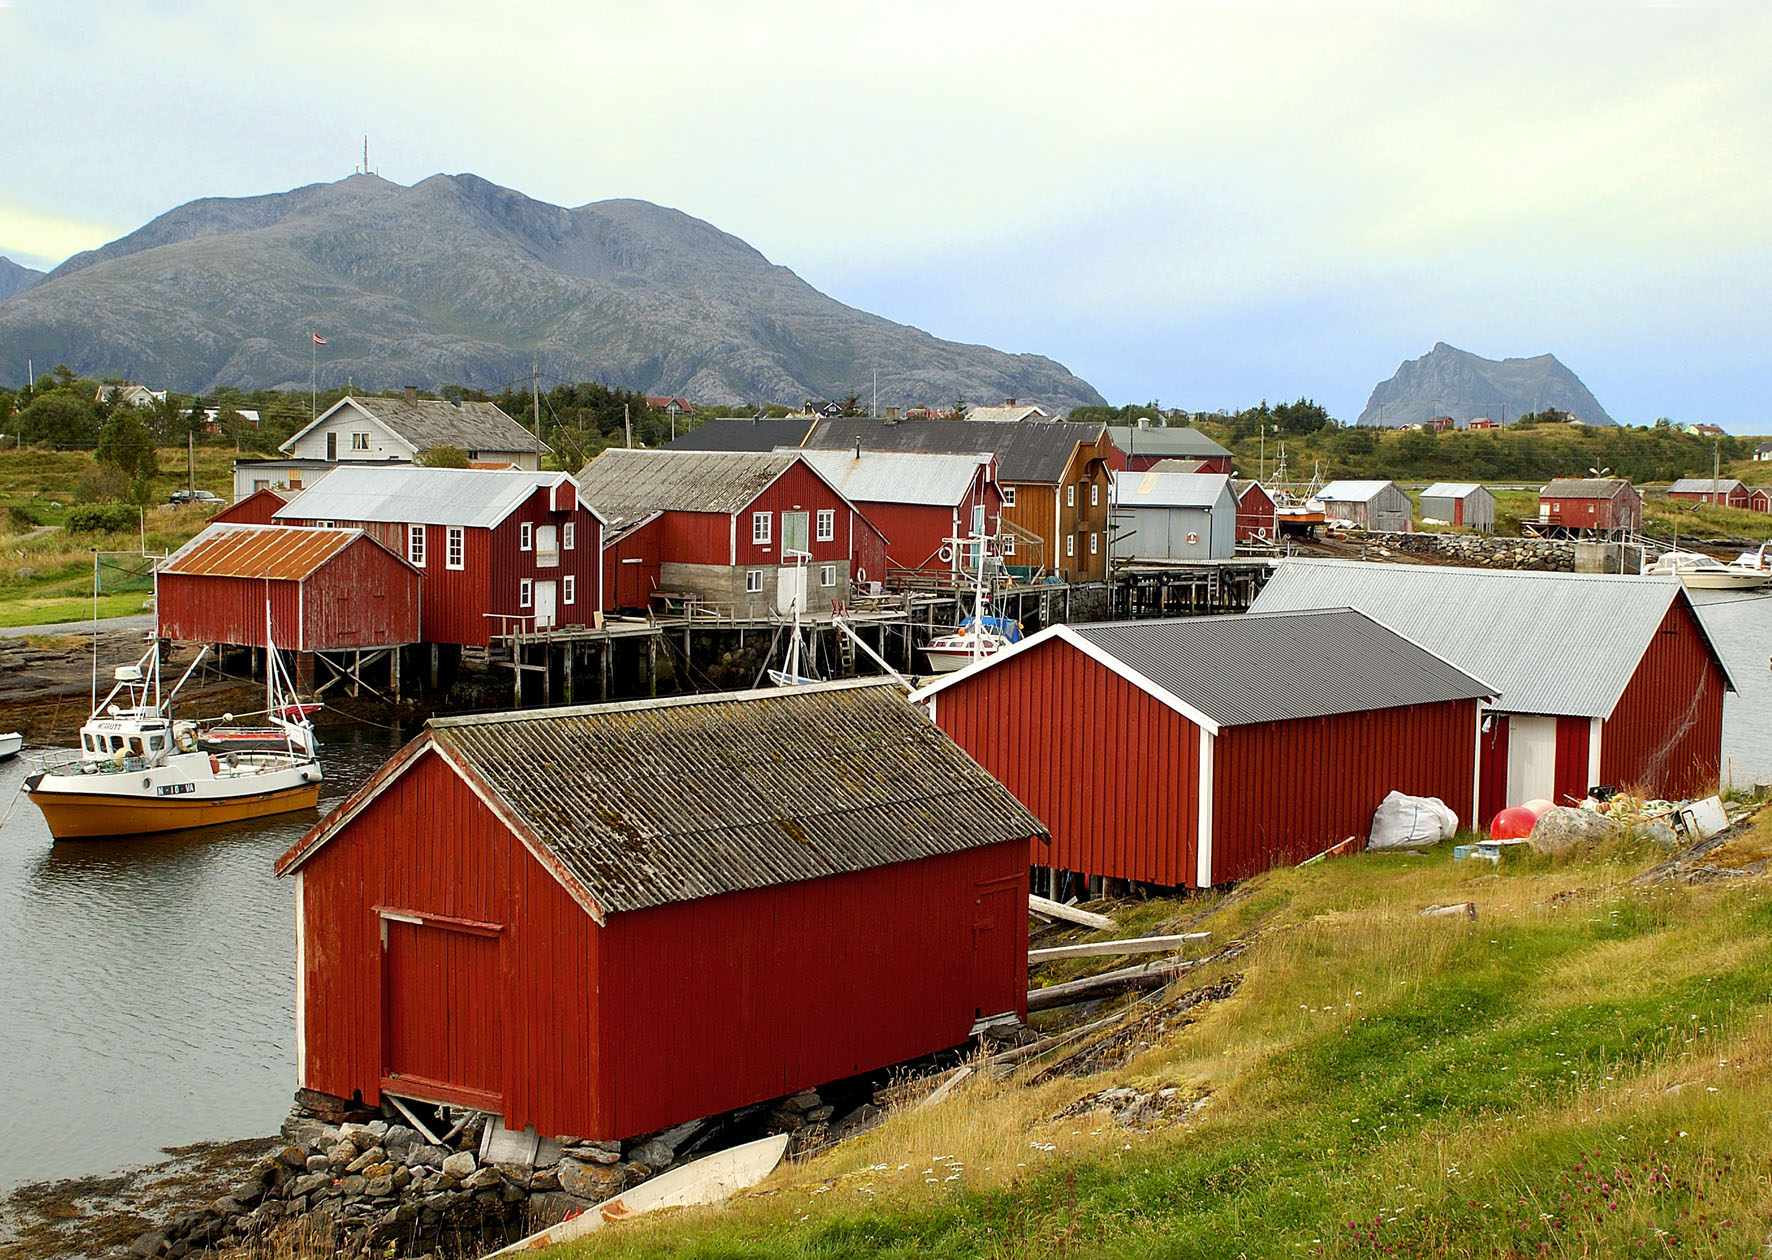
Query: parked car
169 489 223 505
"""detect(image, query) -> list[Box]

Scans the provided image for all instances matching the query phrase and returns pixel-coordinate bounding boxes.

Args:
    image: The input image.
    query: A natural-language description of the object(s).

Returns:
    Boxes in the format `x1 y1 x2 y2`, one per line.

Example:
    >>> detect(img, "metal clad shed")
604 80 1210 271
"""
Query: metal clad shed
915 609 1492 887
1251 559 1735 816
1419 483 1496 532
1110 471 1237 561
1315 480 1414 532
156 523 421 652
275 681 1046 1142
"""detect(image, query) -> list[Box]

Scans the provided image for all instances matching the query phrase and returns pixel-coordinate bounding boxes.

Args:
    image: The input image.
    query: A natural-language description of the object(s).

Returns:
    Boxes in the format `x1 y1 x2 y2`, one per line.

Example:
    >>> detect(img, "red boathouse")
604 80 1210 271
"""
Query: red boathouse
275 681 1044 1141
915 610 1492 887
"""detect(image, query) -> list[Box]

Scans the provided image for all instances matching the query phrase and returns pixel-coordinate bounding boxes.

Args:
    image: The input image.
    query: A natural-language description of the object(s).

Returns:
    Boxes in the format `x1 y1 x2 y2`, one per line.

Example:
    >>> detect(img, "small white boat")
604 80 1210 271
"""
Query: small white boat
1643 550 1772 591
0 732 22 761
923 620 1014 673
485 1133 790 1256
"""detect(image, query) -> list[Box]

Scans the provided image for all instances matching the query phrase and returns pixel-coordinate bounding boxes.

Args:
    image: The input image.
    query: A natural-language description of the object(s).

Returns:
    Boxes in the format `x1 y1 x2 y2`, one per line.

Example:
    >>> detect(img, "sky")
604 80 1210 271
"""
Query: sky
1 1 1768 429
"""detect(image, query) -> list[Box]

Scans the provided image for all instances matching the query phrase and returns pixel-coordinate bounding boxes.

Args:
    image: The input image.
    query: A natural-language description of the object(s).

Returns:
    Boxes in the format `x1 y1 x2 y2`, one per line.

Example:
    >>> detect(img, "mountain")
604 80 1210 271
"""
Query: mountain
0 174 1105 409
1356 342 1615 427
0 257 43 303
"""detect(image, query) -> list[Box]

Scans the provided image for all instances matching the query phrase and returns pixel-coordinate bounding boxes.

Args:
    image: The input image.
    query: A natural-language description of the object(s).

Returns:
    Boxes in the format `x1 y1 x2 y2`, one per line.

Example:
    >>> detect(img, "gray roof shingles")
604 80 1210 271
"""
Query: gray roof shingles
806 419 1101 484
575 449 800 524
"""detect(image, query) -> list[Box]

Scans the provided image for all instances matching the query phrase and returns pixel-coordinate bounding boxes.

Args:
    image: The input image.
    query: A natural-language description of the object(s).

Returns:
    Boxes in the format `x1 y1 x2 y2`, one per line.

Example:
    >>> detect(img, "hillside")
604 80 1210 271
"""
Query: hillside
0 256 42 303
1358 343 1616 428
567 819 1772 1259
0 175 1105 411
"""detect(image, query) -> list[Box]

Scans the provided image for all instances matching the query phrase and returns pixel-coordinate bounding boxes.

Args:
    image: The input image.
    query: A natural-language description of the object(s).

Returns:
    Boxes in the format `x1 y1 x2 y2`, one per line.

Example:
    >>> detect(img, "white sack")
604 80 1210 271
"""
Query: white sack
1367 790 1459 850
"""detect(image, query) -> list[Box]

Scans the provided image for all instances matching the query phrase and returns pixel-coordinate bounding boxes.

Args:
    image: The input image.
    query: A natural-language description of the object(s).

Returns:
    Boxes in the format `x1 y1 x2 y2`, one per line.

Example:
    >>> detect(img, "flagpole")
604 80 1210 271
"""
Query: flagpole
310 331 316 420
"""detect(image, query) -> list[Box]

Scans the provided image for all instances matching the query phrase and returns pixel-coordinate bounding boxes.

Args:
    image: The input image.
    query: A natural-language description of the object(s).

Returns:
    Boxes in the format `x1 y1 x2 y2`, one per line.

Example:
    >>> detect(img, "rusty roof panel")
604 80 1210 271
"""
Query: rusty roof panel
160 523 366 580
428 681 1047 913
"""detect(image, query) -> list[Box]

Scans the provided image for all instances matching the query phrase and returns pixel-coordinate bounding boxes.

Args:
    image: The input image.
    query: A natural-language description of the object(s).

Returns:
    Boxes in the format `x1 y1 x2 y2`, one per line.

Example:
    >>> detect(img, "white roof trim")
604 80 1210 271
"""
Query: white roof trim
910 622 1221 735
280 397 420 459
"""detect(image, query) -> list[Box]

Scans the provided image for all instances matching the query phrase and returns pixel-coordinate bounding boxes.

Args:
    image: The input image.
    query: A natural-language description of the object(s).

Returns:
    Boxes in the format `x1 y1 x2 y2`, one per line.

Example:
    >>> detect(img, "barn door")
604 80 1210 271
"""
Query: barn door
970 876 1023 1025
381 914 504 1111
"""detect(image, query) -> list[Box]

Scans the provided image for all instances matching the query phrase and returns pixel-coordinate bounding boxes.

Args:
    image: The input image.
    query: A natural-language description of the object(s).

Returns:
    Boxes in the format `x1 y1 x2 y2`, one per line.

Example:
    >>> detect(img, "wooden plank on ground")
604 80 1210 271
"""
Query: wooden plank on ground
1028 932 1209 963
1028 894 1113 930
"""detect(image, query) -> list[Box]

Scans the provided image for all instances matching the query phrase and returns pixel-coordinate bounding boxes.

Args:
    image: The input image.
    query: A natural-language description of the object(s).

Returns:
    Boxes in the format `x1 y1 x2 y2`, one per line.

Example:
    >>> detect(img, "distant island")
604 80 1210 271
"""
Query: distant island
1358 342 1615 428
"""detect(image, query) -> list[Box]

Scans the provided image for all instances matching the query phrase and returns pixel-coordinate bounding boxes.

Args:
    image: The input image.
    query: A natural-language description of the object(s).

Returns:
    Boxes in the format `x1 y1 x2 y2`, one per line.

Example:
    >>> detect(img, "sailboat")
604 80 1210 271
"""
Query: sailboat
23 604 323 840
922 530 1020 674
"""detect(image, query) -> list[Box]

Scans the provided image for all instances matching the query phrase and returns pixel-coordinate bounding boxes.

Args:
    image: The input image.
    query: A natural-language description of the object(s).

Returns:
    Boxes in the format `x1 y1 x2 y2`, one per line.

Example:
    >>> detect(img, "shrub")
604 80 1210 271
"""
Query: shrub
5 504 41 531
65 502 138 534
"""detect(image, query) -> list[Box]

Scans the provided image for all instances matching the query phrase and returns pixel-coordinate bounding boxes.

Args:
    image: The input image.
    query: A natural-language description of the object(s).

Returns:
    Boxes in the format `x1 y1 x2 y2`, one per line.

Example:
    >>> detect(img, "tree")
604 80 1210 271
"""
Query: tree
840 392 865 418
17 390 102 447
950 395 969 422
1272 398 1332 435
415 444 470 468
97 409 157 478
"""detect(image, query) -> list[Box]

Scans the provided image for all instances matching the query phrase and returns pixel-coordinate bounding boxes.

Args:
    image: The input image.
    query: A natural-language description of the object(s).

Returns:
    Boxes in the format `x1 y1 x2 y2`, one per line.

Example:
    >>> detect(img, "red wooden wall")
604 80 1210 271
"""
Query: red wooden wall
603 517 663 612
1601 600 1726 798
861 468 1006 573
1235 483 1277 543
930 638 1201 885
1211 698 1478 882
212 488 288 526
734 463 863 569
1553 715 1592 806
1477 714 1510 827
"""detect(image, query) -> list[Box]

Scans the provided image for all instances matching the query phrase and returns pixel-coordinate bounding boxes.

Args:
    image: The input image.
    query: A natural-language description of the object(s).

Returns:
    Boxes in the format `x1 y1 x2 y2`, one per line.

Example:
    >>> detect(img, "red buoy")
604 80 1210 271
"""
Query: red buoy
1489 806 1538 840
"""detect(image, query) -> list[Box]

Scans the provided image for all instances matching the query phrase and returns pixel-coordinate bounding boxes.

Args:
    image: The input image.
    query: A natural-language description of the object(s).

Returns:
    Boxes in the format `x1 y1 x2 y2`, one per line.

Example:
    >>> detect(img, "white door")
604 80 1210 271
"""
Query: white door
533 580 557 630
1506 715 1557 804
776 565 807 614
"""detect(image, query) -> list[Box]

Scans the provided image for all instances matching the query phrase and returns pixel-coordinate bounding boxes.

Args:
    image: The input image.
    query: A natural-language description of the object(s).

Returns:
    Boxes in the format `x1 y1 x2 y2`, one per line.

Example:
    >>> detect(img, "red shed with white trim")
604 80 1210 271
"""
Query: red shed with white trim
915 610 1491 887
276 467 603 646
795 448 1003 577
213 486 291 526
275 682 1043 1140
1232 480 1277 544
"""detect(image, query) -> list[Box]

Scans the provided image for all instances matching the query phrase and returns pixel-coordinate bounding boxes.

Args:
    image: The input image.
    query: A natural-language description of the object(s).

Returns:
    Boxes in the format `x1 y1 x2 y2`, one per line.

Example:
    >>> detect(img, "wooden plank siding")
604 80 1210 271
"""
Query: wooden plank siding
1601 600 1726 799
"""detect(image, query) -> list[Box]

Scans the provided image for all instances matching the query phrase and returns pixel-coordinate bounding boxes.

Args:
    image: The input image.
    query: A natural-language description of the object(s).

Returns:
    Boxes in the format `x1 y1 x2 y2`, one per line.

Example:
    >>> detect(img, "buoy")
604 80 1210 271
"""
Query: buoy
1522 798 1555 819
1489 806 1538 840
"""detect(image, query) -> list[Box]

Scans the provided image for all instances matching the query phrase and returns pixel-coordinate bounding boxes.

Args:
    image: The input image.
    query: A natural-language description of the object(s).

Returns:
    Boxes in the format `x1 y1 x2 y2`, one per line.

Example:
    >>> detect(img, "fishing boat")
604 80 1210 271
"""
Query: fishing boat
0 732 21 761
23 609 323 840
921 530 1020 674
1642 550 1772 591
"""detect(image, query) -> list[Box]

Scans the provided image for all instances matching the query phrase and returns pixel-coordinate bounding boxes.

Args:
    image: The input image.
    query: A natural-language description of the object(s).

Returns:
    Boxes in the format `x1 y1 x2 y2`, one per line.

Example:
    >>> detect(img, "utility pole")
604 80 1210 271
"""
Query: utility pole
187 430 195 497
872 368 878 419
531 362 541 467
624 403 633 450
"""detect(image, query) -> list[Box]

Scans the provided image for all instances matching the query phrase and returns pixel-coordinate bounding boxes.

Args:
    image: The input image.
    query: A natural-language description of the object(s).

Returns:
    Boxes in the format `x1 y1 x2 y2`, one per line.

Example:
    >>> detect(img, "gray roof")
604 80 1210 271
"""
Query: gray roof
420 682 1046 914
1067 609 1492 727
1421 483 1490 499
574 449 802 526
1668 478 1745 495
806 419 1100 484
1317 479 1403 503
1112 469 1234 508
1543 478 1632 499
1106 425 1232 460
665 418 821 453
1250 558 1735 717
285 395 545 457
274 465 577 529
794 448 990 506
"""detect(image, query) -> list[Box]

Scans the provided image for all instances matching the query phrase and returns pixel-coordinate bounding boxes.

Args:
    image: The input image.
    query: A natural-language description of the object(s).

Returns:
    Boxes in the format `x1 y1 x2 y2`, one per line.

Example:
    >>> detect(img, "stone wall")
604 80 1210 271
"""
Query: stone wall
1346 531 1575 571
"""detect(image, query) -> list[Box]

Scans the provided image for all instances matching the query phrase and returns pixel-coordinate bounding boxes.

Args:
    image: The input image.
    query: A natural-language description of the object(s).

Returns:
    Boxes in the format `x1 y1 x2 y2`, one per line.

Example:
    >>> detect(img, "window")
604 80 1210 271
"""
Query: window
563 521 575 550
971 504 986 534
752 512 772 544
563 575 576 604
1002 532 1016 556
745 569 764 593
1066 484 1075 508
312 520 333 529
520 522 534 550
816 509 835 542
446 525 464 570
1090 532 1098 555
1002 486 1016 508
1091 483 1099 507
1065 534 1075 558
351 431 370 451
408 524 425 567
820 564 836 587
519 578 533 608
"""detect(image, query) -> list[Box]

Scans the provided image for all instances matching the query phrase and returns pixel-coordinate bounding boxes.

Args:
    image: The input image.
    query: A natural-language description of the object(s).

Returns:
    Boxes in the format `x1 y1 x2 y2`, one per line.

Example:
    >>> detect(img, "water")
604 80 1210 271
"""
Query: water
0 721 407 1192
1688 588 1772 787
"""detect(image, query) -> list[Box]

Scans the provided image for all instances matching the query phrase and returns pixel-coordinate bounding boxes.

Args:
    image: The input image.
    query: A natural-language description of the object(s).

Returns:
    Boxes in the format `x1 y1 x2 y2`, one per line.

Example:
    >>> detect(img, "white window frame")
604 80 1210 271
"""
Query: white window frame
816 509 835 542
563 574 576 604
520 522 534 551
351 431 371 451
1002 532 1016 556
1066 534 1075 558
752 512 772 545
820 564 836 587
744 569 764 593
519 578 533 608
1091 483 1099 507
408 524 425 567
1066 485 1075 508
446 525 464 570
563 520 575 550
1002 486 1016 508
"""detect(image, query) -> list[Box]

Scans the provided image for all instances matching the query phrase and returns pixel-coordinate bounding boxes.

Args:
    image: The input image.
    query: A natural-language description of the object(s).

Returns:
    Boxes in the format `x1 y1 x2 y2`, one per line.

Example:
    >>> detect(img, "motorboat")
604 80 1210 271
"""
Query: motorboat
1642 550 1772 591
921 531 1021 674
0 731 21 761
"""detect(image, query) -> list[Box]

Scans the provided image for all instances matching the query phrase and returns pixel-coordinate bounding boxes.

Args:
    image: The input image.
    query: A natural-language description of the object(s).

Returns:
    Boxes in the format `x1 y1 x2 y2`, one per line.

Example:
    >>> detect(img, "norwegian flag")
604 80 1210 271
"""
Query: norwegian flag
311 332 327 346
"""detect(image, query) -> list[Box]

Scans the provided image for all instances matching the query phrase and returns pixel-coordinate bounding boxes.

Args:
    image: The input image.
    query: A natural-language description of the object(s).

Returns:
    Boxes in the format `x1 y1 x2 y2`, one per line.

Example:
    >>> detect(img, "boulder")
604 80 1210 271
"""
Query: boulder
556 1157 629 1200
440 1150 477 1180
408 1143 453 1168
381 1124 420 1154
629 1139 673 1170
561 1139 621 1166
1529 806 1621 856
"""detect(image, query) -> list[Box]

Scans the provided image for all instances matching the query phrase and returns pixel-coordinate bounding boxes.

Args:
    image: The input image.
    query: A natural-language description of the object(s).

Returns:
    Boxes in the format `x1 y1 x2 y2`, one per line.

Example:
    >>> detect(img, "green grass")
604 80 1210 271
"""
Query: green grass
563 831 1772 1260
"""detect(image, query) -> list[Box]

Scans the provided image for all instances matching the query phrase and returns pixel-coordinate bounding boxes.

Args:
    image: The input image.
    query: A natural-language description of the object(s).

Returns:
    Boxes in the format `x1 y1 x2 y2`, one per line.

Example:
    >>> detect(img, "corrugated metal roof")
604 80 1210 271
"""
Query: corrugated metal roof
161 523 364 579
1543 478 1630 499
1112 470 1234 508
1106 425 1232 460
806 419 1098 484
1668 478 1745 495
794 448 989 506
426 681 1047 914
284 396 546 457
1421 483 1487 498
274 466 572 529
665 418 821 453
575 449 801 523
1250 558 1735 716
1069 609 1492 727
1317 480 1402 502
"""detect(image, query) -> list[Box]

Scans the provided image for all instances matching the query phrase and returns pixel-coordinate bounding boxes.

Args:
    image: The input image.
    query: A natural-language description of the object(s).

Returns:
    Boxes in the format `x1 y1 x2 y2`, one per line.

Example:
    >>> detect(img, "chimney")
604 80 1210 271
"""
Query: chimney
1003 398 1017 406
404 385 418 404
853 439 862 459
885 405 901 421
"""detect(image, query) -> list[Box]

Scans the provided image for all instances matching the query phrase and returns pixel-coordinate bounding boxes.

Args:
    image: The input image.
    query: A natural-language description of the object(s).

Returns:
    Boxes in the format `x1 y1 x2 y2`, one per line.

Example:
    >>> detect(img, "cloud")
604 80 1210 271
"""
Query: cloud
0 204 126 270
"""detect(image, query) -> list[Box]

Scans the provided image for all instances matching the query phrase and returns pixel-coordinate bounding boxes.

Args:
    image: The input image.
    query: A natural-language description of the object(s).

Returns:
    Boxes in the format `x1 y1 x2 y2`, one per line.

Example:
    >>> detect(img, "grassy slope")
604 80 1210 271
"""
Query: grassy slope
575 828 1772 1259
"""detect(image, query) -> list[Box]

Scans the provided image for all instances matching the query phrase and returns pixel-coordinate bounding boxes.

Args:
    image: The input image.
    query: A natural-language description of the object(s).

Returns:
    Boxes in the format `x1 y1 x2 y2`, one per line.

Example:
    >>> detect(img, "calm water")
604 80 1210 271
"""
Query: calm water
0 721 407 1191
